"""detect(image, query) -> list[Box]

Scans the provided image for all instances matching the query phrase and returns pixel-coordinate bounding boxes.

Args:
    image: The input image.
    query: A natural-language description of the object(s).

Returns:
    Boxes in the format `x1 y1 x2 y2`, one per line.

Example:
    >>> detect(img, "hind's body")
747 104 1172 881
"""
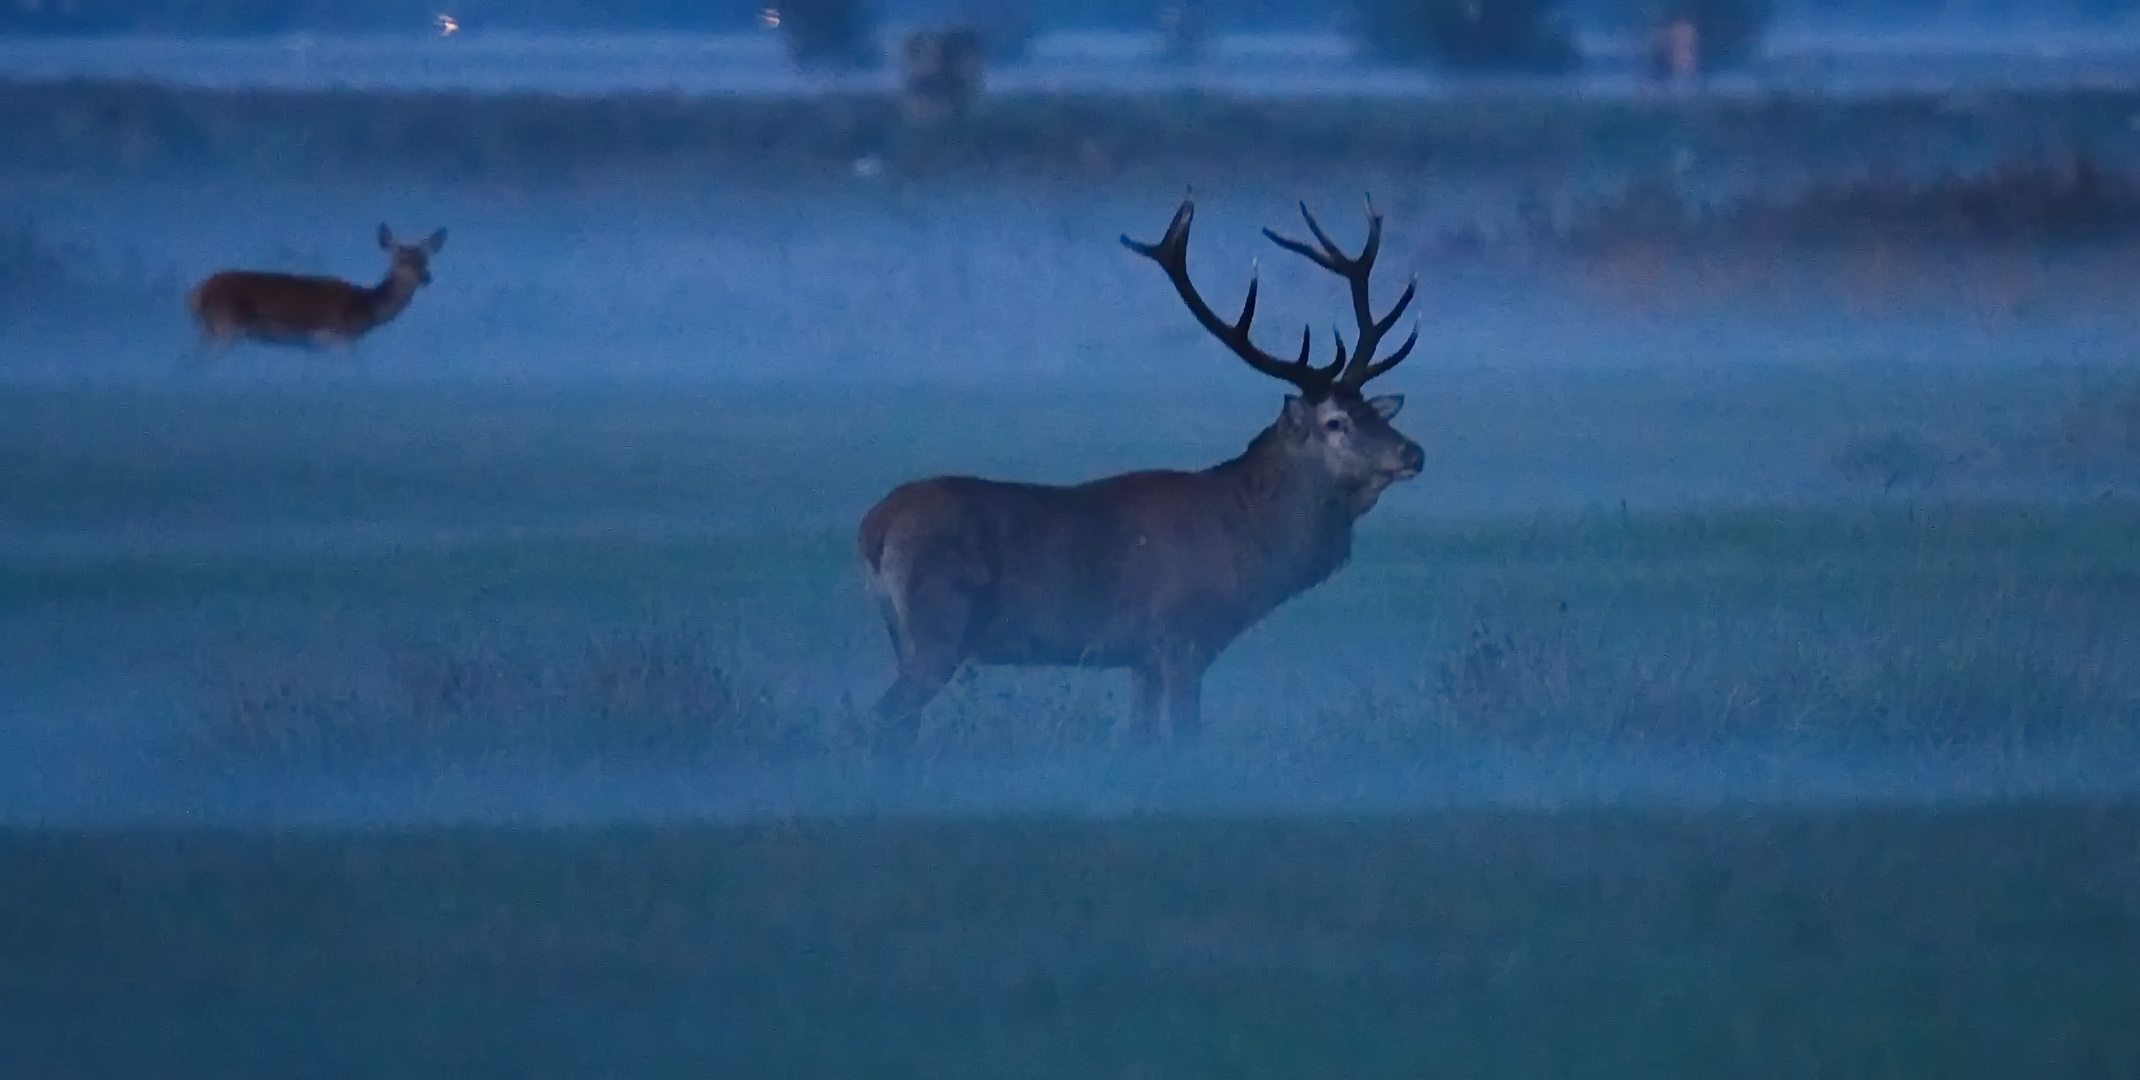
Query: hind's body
185 225 446 355
189 271 379 347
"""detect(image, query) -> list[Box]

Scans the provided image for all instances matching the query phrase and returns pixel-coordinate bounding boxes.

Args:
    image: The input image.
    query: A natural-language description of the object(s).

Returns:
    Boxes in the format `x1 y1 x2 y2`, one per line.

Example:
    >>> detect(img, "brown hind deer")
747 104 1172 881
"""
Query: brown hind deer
859 196 1425 744
187 224 446 353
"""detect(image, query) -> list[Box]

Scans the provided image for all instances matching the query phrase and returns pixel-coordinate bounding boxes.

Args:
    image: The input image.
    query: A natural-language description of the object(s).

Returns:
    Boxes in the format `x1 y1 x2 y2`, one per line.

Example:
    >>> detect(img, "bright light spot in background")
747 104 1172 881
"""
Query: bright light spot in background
436 13 459 35
758 8 780 29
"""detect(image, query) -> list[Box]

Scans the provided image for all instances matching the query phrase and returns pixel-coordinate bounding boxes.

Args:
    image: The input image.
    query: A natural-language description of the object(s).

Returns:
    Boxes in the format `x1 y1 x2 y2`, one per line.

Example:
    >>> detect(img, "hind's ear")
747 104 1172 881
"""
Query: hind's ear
377 223 394 250
424 228 447 254
1367 394 1404 421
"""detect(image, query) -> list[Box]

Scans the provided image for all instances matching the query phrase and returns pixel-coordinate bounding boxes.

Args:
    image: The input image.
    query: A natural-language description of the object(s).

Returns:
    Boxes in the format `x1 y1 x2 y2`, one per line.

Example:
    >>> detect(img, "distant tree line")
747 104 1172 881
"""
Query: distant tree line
0 0 1290 36
1 0 2134 36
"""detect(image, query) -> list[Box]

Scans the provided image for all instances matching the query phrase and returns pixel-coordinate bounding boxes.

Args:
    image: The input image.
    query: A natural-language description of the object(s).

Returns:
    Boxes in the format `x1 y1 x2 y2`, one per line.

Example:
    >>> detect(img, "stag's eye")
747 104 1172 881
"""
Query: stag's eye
1323 417 1346 433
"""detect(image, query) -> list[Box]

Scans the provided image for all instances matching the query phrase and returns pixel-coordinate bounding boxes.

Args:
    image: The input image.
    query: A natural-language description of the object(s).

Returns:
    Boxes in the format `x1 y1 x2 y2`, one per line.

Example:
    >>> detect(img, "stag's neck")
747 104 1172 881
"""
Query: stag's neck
364 268 422 327
1205 426 1359 601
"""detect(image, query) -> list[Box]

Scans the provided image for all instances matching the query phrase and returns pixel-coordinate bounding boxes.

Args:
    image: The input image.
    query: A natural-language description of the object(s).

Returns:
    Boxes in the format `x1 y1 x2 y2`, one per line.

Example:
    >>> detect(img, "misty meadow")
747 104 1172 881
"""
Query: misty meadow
2 5 2138 1077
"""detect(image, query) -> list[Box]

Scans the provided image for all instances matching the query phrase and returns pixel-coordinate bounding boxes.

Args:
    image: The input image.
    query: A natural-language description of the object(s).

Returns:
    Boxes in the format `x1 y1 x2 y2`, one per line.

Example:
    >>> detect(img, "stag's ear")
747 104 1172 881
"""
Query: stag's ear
1367 394 1405 421
378 223 395 250
1281 395 1314 428
424 228 448 254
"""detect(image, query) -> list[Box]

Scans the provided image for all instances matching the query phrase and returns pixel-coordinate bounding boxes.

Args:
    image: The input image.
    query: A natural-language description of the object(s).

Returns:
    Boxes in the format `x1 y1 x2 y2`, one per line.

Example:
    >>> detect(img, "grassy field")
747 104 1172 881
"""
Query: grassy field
2 803 2135 1078
4 79 2139 1073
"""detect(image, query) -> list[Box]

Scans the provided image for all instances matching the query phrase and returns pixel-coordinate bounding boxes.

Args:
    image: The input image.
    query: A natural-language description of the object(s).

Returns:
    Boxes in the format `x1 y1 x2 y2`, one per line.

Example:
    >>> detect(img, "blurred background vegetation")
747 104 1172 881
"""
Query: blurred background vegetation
0 0 2132 36
3 2 2136 75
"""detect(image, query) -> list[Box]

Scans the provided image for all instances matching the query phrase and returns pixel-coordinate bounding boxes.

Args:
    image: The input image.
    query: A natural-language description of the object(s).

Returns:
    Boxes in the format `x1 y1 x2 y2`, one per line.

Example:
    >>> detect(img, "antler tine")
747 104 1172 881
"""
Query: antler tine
1374 276 1419 340
1357 192 1383 261
1123 199 1339 398
1262 194 1418 390
1355 319 1420 385
1262 226 1333 272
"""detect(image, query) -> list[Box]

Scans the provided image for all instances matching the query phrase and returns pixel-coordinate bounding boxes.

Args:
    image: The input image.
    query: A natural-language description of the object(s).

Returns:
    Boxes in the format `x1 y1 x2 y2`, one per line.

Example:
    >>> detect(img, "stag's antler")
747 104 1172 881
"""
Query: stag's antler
1262 195 1418 390
1122 199 1343 399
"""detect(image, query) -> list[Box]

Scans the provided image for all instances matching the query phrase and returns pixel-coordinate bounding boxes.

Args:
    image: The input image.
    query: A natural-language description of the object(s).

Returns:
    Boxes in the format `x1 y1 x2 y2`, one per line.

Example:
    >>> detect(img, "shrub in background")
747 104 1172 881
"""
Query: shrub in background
1640 0 1772 72
1355 0 1580 73
899 27 986 125
1158 1 1211 66
778 0 880 69
951 0 1036 63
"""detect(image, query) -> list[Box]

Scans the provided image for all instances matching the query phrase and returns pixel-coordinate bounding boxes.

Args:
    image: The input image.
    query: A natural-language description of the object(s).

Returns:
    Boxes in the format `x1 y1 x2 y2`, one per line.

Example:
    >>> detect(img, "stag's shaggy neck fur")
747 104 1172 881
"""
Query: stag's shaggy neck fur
1203 412 1364 610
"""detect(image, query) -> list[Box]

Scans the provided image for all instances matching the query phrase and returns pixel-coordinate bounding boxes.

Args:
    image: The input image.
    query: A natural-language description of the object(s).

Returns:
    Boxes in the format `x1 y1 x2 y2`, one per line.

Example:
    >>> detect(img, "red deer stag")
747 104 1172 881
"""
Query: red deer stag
187 224 446 353
859 196 1425 743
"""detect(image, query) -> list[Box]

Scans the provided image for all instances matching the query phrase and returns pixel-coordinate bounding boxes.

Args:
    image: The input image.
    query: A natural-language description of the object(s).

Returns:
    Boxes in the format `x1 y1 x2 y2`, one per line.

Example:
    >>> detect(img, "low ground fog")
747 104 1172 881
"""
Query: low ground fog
5 162 2140 822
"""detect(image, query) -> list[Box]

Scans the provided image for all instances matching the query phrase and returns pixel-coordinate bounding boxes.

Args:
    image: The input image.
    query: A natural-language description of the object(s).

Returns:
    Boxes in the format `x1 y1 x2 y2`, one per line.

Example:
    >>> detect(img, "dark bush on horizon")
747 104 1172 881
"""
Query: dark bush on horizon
953 0 1037 62
1158 2 1211 65
0 0 765 34
778 0 881 68
1638 0 1772 73
1355 0 1579 74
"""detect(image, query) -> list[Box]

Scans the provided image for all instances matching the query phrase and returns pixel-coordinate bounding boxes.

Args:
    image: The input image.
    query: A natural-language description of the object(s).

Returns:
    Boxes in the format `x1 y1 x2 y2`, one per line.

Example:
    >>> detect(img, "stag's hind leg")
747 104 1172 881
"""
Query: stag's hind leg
875 650 961 739
1160 641 1211 743
1161 664 1206 743
870 550 983 744
1128 666 1163 743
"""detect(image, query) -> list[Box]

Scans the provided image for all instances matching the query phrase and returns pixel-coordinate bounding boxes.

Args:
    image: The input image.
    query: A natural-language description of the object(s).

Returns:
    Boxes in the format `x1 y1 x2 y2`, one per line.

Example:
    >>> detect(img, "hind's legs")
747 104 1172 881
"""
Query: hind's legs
176 328 229 373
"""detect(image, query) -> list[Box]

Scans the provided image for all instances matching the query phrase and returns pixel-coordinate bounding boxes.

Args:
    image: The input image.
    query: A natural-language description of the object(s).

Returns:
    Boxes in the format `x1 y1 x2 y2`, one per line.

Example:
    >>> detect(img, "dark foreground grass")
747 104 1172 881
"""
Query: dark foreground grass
2 803 2135 1078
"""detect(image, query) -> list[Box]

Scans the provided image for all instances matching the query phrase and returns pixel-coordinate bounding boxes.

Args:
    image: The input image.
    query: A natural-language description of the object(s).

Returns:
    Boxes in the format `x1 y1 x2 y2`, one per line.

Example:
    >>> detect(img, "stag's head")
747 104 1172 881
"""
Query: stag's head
379 224 448 287
1123 197 1425 511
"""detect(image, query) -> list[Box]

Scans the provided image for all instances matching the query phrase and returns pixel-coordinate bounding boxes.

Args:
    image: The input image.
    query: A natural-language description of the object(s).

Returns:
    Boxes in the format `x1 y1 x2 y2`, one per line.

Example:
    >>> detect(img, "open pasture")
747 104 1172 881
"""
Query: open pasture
3 368 2138 817
4 75 2140 1073
6 155 2140 803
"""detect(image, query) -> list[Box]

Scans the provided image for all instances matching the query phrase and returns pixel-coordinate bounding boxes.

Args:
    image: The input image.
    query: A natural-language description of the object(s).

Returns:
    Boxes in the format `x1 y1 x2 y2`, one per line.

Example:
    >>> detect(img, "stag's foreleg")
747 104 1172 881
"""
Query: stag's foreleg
1133 640 1210 744
1161 659 1207 743
1128 665 1164 743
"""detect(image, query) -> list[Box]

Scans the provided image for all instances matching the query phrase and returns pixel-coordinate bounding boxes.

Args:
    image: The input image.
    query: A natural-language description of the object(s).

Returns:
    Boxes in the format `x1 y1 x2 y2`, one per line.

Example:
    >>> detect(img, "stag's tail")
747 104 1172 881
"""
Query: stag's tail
857 504 891 580
858 480 988 661
857 499 911 661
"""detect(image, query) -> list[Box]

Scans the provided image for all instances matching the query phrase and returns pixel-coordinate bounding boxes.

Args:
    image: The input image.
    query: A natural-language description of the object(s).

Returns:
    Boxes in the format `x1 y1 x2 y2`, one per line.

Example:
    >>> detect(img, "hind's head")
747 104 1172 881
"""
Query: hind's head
379 224 447 286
